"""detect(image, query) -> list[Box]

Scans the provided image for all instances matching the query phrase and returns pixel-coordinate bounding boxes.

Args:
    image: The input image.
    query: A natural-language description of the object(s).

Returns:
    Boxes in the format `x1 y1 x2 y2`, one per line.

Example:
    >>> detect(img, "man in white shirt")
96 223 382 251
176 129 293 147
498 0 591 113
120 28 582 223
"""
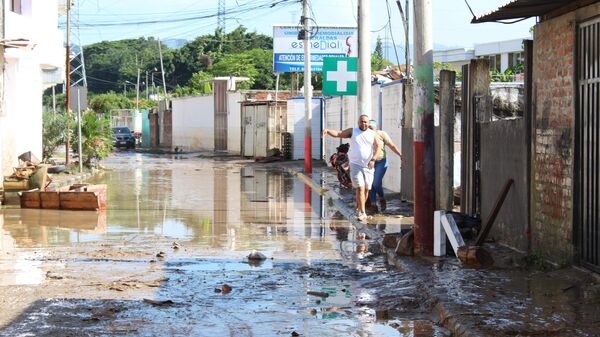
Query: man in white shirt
322 114 382 221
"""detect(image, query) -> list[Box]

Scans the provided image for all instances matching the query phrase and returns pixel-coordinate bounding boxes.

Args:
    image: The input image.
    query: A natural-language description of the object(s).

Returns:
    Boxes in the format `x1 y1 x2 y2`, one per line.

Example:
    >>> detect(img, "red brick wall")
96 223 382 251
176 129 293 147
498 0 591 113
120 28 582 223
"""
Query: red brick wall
161 109 172 148
532 3 600 265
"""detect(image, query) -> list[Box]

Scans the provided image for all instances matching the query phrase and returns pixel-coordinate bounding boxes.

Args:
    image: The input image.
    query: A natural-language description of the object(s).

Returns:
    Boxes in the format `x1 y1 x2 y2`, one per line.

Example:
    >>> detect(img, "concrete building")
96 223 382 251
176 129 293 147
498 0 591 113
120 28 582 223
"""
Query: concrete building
434 38 527 75
0 0 65 175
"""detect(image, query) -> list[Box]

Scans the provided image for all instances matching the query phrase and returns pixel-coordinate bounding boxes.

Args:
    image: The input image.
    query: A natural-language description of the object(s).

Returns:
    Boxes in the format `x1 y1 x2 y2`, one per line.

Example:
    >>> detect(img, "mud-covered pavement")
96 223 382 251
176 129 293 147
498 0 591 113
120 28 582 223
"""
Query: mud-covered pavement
0 153 449 336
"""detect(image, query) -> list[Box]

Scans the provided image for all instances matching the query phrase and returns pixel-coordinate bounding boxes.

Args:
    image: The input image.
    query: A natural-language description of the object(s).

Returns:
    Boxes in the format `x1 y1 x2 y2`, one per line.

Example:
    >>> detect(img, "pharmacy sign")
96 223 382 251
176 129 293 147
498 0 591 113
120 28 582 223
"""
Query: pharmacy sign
323 57 358 96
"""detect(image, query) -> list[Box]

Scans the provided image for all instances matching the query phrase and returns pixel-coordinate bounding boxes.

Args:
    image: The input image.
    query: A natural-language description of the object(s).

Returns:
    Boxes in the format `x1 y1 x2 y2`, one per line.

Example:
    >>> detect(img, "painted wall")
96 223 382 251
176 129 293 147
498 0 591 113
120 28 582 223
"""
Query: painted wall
288 98 323 160
380 82 404 193
1 0 63 175
171 95 214 151
227 92 242 155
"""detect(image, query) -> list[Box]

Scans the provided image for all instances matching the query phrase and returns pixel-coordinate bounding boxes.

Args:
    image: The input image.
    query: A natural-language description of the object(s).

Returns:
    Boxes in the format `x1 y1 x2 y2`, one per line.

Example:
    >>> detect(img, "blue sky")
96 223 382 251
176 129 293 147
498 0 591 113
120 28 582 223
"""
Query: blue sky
67 0 534 50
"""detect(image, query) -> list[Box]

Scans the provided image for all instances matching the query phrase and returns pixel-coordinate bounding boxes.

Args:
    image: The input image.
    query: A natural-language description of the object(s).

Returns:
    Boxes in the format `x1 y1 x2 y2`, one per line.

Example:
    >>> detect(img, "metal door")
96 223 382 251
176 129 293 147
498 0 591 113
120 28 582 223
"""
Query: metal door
214 80 228 151
242 105 255 157
577 17 600 272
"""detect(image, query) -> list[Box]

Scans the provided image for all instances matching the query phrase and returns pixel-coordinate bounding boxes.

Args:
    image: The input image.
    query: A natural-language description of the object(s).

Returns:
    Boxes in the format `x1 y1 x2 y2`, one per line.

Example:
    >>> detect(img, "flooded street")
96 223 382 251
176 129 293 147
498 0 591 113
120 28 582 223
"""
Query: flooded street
0 153 445 336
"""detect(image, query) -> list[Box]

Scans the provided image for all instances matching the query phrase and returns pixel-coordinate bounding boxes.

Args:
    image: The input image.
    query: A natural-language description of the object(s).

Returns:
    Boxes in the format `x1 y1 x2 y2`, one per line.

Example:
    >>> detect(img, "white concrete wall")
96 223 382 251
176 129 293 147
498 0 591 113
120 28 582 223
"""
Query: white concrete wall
1 0 63 175
288 98 322 160
474 38 525 57
323 96 357 161
227 92 242 155
171 95 214 151
380 82 404 193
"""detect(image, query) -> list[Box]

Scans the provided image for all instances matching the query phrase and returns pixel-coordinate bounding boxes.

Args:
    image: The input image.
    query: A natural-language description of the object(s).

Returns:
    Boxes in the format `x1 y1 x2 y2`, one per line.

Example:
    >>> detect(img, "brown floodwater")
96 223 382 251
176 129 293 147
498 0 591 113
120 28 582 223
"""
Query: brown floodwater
0 152 448 336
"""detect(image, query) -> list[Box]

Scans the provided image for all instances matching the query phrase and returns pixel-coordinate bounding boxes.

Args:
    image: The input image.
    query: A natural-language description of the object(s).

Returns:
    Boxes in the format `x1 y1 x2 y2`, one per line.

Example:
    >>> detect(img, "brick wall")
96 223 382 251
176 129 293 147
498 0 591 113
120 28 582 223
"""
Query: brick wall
532 3 600 265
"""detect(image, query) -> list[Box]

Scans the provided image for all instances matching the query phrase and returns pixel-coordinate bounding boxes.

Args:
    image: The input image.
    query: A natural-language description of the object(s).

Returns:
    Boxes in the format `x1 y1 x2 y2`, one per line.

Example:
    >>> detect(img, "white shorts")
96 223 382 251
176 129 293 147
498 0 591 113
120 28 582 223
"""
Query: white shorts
350 163 374 189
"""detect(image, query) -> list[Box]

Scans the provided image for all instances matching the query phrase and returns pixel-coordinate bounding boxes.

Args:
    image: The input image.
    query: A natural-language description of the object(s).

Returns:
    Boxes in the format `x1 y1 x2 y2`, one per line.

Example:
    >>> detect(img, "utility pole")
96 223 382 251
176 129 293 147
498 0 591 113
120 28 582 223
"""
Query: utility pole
136 68 140 114
158 38 168 107
358 0 371 117
412 0 434 256
145 71 149 100
65 0 71 165
302 0 312 174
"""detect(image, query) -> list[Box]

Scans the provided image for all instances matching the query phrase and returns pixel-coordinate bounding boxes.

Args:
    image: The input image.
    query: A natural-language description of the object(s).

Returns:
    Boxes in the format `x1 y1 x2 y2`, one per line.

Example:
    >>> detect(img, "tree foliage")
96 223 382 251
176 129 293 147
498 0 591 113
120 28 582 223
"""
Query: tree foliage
89 93 134 116
84 37 169 94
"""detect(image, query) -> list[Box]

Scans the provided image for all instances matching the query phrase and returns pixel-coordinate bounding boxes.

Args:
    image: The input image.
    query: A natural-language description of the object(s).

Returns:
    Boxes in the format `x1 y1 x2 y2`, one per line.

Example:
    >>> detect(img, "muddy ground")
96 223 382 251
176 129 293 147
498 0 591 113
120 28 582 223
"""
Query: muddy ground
0 152 449 336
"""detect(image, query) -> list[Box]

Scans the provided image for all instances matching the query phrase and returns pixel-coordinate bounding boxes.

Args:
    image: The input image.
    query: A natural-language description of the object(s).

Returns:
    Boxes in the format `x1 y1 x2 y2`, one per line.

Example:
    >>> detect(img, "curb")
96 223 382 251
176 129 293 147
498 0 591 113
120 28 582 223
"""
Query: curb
288 166 478 337
48 171 95 190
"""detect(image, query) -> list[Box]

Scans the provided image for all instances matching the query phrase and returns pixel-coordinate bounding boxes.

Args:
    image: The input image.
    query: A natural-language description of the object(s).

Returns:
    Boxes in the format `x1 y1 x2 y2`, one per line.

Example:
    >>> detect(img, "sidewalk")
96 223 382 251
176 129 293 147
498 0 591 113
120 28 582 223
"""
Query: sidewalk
288 160 600 337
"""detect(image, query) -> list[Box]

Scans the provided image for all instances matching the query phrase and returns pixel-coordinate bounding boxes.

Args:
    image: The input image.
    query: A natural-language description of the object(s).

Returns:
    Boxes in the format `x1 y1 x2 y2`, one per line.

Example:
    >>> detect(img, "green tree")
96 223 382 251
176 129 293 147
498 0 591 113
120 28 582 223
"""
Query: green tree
170 26 272 87
83 37 169 94
209 52 259 89
89 93 134 116
173 71 213 97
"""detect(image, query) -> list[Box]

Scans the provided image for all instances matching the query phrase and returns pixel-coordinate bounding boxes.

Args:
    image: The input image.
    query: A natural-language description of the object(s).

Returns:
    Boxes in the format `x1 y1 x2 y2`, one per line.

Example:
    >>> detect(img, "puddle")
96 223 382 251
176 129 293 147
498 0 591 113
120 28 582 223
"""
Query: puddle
0 153 448 335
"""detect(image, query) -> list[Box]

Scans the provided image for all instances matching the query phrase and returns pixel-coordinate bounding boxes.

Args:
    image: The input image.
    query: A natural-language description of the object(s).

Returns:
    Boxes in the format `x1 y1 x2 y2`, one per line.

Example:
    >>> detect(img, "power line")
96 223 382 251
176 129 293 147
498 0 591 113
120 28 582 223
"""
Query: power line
385 0 400 66
60 0 297 28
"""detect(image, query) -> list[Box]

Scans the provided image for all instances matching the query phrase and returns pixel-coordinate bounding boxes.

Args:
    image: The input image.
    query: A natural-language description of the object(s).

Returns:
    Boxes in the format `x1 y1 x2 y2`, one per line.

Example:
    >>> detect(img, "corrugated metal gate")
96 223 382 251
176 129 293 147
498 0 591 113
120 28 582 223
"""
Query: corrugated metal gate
577 17 600 272
214 80 228 151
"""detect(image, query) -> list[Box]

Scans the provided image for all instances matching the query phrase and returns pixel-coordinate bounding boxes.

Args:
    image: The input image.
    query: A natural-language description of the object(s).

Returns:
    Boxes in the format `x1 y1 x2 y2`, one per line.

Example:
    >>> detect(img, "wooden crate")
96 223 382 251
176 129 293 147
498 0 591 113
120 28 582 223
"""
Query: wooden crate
40 191 60 209
19 190 41 208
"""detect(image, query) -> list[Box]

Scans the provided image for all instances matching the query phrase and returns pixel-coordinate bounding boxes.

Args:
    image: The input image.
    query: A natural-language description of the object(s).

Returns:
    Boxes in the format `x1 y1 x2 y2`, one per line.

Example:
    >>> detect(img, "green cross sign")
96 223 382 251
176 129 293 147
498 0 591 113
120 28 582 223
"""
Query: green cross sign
323 57 358 96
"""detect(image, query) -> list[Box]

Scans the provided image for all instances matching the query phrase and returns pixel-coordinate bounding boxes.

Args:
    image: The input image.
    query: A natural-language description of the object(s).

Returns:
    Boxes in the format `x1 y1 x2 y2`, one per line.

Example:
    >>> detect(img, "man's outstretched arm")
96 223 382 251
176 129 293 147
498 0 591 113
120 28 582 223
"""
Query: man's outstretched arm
322 128 352 138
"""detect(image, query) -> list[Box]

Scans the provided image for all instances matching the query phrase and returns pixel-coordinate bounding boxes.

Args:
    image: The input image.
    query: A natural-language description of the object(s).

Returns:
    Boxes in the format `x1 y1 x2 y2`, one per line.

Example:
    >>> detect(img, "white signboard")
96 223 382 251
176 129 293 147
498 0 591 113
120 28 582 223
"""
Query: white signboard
273 25 358 73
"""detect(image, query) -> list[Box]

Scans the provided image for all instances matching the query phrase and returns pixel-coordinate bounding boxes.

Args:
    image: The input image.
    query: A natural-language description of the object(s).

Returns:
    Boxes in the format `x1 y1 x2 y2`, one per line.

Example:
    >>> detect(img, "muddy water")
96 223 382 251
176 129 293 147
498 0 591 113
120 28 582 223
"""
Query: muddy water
0 153 447 336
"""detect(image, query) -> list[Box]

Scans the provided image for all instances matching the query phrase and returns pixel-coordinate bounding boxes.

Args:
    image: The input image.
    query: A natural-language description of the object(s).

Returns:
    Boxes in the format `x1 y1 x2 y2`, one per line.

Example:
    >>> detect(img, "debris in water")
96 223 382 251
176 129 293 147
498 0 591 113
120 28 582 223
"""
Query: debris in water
248 250 267 260
375 309 390 320
307 291 329 298
156 252 166 258
46 271 64 280
222 284 232 294
291 331 300 337
143 299 175 307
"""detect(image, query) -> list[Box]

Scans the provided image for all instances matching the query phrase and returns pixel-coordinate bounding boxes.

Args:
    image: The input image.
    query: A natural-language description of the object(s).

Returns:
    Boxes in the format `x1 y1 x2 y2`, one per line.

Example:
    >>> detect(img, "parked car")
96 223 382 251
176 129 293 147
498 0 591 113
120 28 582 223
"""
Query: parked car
112 127 136 149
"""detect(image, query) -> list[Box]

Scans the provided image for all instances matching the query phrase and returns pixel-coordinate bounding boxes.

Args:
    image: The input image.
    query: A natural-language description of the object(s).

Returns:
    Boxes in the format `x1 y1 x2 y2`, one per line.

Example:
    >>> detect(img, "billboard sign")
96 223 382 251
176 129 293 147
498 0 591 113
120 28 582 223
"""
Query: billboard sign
273 25 357 73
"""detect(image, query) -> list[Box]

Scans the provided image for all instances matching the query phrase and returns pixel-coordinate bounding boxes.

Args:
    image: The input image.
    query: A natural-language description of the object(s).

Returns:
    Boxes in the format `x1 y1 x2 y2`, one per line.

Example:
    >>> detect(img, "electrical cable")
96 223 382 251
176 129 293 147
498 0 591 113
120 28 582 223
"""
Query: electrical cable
385 0 401 67
463 0 476 19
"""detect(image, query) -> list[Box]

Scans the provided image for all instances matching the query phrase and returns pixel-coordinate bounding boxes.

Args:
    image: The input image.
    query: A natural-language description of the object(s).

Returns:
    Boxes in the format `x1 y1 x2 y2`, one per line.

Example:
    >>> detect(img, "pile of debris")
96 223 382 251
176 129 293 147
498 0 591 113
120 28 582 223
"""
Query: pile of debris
2 151 50 192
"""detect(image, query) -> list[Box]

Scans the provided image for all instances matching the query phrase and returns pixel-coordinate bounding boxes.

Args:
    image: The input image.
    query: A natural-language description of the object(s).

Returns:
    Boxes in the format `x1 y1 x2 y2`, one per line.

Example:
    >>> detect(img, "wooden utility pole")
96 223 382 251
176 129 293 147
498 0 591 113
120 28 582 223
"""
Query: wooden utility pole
412 0 434 256
65 0 71 165
439 70 456 210
357 0 371 117
302 0 312 173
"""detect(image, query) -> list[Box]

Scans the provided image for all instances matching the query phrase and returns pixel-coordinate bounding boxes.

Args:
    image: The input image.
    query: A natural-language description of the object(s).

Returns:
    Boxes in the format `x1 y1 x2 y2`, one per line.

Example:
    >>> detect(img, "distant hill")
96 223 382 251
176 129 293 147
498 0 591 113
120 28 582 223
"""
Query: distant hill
163 38 188 49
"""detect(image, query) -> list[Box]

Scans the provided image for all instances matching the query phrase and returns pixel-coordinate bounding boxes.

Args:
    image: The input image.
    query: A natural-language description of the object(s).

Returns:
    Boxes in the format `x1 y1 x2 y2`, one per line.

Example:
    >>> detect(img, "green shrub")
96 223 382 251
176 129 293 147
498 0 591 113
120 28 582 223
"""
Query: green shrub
71 111 112 166
42 111 72 163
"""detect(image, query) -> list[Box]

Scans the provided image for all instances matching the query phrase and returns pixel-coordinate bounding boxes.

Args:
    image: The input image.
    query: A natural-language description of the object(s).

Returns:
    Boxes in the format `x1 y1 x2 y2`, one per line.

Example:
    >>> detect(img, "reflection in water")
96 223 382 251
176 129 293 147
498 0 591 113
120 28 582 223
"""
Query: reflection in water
0 209 107 247
1 154 353 260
